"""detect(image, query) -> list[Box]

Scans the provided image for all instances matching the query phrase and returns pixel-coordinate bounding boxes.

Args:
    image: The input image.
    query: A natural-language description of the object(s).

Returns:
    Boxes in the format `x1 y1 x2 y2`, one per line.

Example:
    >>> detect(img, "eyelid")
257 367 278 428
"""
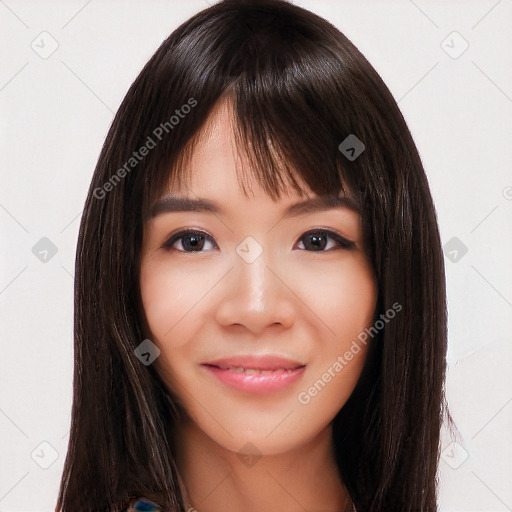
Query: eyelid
160 228 216 250
301 227 356 250
160 227 356 252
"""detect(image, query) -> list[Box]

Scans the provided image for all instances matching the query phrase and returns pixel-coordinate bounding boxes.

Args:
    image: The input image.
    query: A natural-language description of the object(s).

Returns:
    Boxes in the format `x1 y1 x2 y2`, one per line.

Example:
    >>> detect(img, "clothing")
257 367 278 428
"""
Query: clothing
125 495 356 511
125 472 357 511
125 498 162 512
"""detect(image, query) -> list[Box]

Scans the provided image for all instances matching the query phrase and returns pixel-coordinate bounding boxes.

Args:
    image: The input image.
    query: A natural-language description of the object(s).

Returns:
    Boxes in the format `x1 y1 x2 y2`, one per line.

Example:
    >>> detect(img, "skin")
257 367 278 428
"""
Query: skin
139 98 378 512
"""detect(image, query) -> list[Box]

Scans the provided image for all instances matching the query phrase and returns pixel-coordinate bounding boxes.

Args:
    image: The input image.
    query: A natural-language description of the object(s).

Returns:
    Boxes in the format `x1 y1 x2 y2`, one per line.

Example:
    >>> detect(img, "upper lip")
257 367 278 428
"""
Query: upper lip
202 355 305 371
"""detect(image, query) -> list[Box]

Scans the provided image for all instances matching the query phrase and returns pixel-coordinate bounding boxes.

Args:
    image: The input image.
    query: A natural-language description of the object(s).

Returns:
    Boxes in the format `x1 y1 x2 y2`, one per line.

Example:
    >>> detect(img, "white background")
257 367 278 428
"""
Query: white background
1 0 511 510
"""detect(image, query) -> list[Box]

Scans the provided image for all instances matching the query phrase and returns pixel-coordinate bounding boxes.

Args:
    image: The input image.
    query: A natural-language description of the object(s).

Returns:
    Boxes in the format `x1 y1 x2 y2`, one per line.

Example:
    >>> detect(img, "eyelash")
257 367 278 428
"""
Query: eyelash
161 228 356 253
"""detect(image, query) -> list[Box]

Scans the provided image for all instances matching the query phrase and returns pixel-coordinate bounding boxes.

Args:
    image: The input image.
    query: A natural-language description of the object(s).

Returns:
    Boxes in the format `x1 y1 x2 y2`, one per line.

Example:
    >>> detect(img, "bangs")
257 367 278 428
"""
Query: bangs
152 91 354 210
136 0 370 221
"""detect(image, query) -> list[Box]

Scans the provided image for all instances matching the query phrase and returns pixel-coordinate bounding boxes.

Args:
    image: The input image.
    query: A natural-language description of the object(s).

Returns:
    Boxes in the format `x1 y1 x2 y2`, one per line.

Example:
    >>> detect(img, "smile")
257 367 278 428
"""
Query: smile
212 365 296 374
201 355 306 393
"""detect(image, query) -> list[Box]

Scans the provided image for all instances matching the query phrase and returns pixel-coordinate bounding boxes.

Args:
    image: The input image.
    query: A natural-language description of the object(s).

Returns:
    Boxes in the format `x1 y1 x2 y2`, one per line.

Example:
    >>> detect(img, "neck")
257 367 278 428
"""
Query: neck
174 420 349 512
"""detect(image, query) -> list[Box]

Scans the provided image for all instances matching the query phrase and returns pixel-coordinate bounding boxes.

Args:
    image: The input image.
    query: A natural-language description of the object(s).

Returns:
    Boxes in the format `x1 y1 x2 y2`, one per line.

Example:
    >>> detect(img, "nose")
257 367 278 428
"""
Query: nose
214 245 296 334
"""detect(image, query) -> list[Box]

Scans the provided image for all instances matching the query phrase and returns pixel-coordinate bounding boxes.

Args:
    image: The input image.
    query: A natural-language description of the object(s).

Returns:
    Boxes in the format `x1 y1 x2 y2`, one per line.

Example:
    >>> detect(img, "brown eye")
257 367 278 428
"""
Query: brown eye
296 230 355 252
161 228 355 254
162 230 217 252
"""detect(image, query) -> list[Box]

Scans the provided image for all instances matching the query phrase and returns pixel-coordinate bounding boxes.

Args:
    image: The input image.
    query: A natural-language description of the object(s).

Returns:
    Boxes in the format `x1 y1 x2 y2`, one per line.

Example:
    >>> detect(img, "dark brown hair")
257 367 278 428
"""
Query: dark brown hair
57 1 452 510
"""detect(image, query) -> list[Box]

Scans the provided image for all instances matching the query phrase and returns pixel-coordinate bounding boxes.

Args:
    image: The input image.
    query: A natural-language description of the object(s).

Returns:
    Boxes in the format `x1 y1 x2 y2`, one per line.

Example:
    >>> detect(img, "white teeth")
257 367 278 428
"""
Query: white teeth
212 364 297 373
226 367 290 374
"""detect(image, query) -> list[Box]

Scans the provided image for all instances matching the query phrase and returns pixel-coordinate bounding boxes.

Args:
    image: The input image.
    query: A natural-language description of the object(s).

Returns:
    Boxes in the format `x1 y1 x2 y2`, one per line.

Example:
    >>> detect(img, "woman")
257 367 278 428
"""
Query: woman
56 0 452 511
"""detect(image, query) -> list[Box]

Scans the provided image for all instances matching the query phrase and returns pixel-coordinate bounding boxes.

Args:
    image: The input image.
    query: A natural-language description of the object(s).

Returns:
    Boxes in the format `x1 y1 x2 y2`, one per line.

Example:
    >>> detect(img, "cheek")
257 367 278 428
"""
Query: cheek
139 259 216 393
294 256 377 340
294 258 376 406
139 259 217 345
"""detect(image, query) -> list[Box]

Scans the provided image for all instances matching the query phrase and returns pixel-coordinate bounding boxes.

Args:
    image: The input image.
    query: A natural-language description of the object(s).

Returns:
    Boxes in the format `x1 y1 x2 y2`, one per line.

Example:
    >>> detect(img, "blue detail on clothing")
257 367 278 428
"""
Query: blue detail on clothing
126 497 162 511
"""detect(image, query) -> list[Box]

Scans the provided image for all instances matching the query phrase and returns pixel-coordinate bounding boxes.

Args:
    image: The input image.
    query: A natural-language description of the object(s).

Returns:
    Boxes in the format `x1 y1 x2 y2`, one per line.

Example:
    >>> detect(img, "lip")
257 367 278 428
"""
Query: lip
201 355 306 393
204 355 305 371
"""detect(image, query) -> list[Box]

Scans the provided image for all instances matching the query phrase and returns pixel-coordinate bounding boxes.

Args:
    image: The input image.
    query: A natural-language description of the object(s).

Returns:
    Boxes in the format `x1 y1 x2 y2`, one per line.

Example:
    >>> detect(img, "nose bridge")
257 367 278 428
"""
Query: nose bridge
239 241 268 309
234 236 275 313
214 235 295 332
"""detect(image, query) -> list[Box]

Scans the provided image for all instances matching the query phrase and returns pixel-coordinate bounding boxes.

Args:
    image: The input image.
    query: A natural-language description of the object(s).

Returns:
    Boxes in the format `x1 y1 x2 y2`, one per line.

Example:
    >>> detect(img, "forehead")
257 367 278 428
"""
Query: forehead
150 93 358 222
145 99 361 237
150 98 359 221
164 96 312 203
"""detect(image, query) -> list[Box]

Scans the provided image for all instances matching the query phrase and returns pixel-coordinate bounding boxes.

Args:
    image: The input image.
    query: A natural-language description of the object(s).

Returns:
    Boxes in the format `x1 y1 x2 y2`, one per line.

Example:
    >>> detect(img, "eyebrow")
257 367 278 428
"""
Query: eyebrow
149 194 360 219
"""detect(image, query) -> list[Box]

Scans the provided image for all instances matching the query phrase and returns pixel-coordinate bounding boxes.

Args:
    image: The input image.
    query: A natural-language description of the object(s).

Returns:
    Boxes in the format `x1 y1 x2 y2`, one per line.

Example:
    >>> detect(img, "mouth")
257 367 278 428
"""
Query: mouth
201 355 306 393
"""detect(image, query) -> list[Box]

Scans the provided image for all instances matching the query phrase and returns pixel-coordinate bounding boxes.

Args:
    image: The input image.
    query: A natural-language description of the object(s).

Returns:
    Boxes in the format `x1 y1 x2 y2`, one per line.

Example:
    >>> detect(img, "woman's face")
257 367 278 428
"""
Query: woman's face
139 99 377 456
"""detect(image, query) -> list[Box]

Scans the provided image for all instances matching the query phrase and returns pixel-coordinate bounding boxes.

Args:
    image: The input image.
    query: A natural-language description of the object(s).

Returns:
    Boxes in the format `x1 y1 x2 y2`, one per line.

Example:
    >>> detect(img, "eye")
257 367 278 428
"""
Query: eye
161 229 217 253
161 228 355 253
295 229 355 252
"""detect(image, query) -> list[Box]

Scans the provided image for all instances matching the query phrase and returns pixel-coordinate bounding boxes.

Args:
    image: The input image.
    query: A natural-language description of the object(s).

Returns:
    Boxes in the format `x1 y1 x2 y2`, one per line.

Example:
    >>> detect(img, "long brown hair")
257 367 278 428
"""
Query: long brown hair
57 1 452 510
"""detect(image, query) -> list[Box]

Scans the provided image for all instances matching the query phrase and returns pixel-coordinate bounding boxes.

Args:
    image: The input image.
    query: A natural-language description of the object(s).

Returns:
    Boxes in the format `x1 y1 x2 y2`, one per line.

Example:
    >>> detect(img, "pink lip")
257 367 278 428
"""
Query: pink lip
201 355 306 393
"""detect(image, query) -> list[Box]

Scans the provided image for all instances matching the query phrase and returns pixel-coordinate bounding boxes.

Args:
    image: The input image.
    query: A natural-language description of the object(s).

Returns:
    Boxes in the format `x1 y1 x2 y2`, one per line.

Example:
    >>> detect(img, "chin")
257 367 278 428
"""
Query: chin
191 410 329 458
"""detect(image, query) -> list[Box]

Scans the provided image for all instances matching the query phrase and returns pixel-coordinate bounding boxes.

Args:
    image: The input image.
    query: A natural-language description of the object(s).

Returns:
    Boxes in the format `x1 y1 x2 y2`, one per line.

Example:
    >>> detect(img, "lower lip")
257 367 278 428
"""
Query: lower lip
202 364 306 393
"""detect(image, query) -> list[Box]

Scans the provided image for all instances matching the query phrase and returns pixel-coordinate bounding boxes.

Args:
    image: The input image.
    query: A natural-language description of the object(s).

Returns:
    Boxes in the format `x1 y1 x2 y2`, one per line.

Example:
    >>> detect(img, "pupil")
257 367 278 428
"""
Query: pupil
180 233 328 252
185 234 203 251
309 233 326 250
